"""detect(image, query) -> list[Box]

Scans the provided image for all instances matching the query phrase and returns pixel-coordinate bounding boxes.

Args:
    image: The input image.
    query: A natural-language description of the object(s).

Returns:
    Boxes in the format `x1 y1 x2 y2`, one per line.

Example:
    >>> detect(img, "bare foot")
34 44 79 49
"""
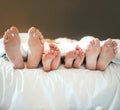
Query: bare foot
51 44 60 70
42 44 60 72
3 26 25 69
27 27 44 68
96 38 117 71
86 38 101 70
64 47 79 68
73 46 85 68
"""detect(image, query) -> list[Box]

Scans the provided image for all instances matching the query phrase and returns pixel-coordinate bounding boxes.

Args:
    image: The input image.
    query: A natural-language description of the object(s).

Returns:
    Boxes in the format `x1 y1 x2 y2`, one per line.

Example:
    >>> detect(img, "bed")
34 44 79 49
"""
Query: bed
0 33 120 110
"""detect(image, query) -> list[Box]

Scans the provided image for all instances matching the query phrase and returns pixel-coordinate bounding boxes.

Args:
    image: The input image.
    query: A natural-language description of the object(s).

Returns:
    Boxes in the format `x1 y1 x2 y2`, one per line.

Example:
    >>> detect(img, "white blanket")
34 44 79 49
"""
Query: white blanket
0 57 120 110
0 34 120 110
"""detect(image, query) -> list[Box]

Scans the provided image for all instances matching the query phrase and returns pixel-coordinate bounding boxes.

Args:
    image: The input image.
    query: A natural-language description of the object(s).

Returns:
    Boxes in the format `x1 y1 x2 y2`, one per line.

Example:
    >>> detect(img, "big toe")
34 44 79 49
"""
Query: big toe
28 27 36 37
10 26 19 37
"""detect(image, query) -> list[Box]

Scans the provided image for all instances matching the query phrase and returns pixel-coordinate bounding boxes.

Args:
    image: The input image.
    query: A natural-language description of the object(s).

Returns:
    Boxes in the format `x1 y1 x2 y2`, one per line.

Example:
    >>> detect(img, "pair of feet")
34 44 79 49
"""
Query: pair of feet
4 26 60 72
86 38 117 70
4 26 44 69
64 38 117 71
64 46 85 68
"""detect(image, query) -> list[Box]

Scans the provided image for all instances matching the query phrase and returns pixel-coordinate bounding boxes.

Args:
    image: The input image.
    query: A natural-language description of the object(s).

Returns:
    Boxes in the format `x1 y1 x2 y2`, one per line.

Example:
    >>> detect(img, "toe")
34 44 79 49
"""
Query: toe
112 41 117 47
104 38 112 46
10 26 19 37
95 38 100 46
36 29 43 38
28 27 36 37
6 29 12 39
92 40 95 46
3 33 9 43
10 26 19 33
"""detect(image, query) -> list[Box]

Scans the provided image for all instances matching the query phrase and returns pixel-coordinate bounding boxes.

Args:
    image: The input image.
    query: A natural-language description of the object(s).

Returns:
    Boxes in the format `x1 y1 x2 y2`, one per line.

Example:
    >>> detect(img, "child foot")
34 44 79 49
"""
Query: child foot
73 46 85 68
64 47 79 68
3 26 25 69
51 44 61 70
96 39 117 71
42 44 59 72
27 27 44 68
86 38 101 70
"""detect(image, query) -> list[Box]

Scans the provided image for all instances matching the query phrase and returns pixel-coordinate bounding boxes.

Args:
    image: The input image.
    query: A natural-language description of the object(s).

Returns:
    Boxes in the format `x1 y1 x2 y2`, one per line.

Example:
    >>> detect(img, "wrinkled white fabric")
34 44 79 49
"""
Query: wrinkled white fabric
0 33 120 110
0 58 120 110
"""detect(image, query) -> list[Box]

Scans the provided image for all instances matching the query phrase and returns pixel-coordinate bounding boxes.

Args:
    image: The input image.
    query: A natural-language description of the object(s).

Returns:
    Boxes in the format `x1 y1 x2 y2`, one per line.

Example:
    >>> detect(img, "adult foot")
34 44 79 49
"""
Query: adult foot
3 26 25 69
73 46 85 68
27 27 44 68
42 43 60 72
64 47 79 68
96 38 117 71
86 38 101 70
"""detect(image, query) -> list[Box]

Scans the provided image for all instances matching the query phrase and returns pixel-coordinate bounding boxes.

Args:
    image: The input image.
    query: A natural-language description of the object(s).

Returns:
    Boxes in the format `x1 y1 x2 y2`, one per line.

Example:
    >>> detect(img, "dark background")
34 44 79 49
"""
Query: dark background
0 0 120 40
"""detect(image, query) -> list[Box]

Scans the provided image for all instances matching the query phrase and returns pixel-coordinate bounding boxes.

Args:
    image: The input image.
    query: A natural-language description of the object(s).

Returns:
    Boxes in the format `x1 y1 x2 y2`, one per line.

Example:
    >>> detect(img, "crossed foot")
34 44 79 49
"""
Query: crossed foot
42 43 60 72
65 45 85 68
4 26 44 69
86 38 117 71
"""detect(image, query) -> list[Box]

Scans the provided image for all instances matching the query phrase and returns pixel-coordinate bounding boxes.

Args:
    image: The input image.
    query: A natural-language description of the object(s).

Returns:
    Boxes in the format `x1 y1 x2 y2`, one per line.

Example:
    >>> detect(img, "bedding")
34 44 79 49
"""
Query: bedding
0 34 120 110
0 58 120 110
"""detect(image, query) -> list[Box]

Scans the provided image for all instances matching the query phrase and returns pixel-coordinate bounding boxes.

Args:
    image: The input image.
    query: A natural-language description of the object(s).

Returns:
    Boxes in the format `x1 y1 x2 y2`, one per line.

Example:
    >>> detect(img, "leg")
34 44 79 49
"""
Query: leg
96 38 117 71
3 26 25 69
42 43 60 72
27 27 44 68
73 46 85 68
86 38 101 70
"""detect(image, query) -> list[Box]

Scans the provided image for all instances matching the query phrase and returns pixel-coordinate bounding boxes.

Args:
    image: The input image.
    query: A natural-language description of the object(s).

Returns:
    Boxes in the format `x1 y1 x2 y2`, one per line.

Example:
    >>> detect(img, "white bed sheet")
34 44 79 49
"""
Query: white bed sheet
0 34 120 110
0 57 120 110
